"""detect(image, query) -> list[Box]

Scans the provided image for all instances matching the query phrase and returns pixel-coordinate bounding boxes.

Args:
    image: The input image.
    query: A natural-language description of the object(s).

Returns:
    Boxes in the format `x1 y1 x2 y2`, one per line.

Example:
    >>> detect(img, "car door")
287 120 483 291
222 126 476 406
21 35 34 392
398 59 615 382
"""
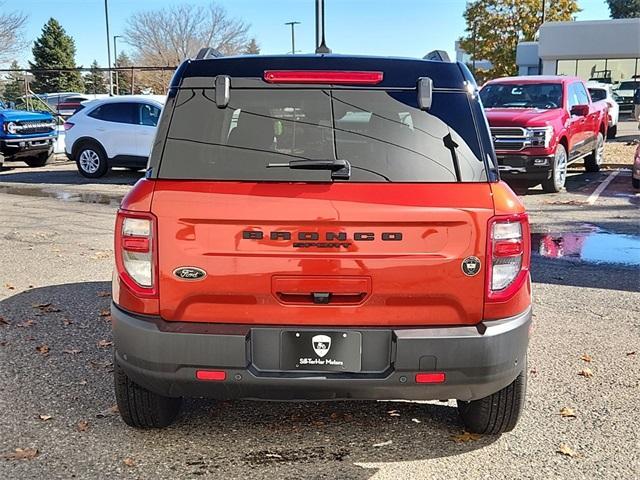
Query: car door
135 102 162 159
87 102 138 159
574 82 596 152
565 83 587 159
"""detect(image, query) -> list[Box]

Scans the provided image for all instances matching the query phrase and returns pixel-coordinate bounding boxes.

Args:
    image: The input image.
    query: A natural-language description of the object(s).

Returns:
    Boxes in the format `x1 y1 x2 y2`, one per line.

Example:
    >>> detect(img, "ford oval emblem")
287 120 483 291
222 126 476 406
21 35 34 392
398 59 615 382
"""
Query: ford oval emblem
173 267 207 281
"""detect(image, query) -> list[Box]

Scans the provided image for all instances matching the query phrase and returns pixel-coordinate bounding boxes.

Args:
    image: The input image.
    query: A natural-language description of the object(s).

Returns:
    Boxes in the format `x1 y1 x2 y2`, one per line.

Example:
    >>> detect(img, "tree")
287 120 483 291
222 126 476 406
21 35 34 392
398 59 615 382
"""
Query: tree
0 3 28 65
459 0 580 79
84 60 107 94
124 2 250 91
2 61 26 102
29 18 84 94
243 38 260 54
115 51 134 95
606 0 640 18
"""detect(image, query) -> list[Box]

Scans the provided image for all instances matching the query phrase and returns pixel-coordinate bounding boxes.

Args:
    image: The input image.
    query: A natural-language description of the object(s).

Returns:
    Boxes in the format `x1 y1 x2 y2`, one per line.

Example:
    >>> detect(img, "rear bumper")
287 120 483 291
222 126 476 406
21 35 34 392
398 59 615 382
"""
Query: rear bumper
497 154 554 183
112 304 531 402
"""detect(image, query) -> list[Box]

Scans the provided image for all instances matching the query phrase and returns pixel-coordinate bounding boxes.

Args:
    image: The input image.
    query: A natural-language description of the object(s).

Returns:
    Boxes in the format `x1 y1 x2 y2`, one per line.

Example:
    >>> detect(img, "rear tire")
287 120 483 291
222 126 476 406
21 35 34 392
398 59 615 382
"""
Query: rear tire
24 148 54 168
75 141 108 178
606 124 617 139
457 363 527 434
541 144 567 193
585 132 604 173
114 361 182 429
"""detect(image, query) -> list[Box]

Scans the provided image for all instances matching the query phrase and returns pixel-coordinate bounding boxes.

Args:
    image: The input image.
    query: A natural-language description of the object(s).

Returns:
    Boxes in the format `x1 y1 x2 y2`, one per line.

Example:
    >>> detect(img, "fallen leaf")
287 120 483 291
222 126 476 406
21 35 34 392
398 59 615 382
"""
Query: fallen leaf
32 303 61 313
96 339 113 348
451 431 482 443
123 457 136 467
559 407 576 418
76 420 89 432
35 344 50 356
97 291 111 298
530 367 538 376
557 444 577 457
99 309 110 317
96 405 119 418
63 318 73 326
580 354 592 363
89 360 113 369
387 410 400 417
372 440 392 447
6 447 38 460
626 351 636 356
265 453 282 459
18 319 34 328
38 414 53 421
578 368 593 378
411 418 421 424
62 349 82 355
4 283 16 290
0 316 10 326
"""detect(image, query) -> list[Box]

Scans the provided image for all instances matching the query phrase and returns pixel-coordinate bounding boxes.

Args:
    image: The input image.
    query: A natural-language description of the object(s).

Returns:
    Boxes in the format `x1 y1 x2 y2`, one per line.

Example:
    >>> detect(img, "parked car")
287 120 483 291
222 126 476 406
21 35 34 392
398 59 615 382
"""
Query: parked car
633 144 640 190
480 76 610 193
0 100 57 168
64 95 165 177
57 94 110 118
111 51 532 434
587 82 619 138
613 78 639 112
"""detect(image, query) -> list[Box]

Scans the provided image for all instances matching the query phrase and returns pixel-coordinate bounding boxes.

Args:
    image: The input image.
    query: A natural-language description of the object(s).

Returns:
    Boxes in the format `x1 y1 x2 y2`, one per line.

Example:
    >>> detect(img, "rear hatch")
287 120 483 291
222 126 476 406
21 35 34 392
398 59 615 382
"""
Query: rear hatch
151 69 494 327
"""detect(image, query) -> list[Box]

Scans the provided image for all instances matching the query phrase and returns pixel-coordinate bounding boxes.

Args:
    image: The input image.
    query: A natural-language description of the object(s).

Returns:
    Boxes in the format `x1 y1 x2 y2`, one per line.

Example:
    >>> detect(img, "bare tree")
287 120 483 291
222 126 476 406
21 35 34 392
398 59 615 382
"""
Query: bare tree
0 3 28 65
125 2 250 66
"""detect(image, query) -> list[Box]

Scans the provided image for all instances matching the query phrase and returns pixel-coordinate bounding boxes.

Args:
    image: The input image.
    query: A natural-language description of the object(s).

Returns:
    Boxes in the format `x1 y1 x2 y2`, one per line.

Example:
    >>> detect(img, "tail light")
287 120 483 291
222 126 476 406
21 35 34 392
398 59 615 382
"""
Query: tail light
263 70 384 85
115 211 157 297
63 122 74 130
486 213 530 302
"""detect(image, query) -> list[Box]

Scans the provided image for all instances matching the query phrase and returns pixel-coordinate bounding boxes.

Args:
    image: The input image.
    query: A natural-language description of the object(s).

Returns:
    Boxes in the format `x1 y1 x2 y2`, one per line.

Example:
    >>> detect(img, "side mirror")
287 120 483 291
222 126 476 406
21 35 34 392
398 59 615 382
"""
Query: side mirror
417 77 433 110
570 104 589 117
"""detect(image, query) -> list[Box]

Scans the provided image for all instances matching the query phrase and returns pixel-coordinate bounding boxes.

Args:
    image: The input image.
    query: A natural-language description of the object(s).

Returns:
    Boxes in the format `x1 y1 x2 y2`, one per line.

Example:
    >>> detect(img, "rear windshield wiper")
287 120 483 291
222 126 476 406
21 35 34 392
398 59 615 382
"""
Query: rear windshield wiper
267 159 351 180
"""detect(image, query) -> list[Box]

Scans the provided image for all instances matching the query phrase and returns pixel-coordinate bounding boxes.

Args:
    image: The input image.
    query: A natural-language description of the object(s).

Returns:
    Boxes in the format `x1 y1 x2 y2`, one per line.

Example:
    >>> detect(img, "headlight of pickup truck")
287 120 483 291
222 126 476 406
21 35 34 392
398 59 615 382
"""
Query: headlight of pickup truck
526 126 553 148
4 122 17 134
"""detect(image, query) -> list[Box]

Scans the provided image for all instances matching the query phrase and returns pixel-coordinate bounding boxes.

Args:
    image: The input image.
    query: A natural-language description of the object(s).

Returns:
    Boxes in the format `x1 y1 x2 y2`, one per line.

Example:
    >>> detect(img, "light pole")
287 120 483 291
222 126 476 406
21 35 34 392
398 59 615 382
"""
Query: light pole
285 21 300 54
113 35 122 95
104 0 113 95
538 0 546 75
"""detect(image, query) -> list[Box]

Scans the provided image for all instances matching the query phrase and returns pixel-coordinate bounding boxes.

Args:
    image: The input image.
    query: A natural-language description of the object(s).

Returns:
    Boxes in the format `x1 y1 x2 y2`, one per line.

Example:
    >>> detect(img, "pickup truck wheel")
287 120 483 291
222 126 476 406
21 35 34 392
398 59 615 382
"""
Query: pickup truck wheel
24 148 54 168
541 145 567 193
585 132 604 172
114 361 182 429
606 125 617 139
75 142 108 178
457 361 527 434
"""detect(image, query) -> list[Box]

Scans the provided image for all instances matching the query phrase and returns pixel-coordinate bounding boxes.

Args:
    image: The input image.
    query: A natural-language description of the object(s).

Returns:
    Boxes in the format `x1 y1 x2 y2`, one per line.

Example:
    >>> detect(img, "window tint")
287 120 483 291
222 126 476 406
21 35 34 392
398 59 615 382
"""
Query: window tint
480 83 562 109
139 103 161 126
159 88 487 183
88 103 137 124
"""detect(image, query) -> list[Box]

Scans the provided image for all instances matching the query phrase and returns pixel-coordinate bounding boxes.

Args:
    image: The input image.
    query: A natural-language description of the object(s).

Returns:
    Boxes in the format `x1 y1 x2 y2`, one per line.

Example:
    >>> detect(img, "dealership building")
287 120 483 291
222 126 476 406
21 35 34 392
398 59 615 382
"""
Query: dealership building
516 18 640 83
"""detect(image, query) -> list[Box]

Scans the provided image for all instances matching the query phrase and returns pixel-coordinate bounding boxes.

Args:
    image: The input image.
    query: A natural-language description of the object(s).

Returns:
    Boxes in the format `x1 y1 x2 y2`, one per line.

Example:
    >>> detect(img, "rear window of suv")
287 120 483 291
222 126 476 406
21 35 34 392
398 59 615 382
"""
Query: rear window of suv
158 88 488 182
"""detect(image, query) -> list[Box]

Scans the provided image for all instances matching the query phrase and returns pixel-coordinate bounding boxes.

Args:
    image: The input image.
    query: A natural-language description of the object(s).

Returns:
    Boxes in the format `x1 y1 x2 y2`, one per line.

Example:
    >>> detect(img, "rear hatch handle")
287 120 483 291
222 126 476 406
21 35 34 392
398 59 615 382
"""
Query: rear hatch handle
267 159 351 180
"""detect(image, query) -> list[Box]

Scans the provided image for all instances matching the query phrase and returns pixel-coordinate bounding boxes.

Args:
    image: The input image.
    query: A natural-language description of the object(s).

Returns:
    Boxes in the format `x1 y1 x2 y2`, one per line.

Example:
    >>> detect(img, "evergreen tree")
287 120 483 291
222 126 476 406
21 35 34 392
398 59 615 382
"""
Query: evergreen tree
3 61 26 102
84 60 107 94
29 18 84 94
243 38 260 55
115 51 134 95
606 0 640 18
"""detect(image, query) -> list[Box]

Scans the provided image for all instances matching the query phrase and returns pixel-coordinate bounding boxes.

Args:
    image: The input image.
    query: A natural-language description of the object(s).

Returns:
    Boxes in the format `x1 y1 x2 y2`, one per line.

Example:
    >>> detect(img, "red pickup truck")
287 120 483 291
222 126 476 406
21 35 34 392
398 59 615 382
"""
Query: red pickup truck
480 76 609 193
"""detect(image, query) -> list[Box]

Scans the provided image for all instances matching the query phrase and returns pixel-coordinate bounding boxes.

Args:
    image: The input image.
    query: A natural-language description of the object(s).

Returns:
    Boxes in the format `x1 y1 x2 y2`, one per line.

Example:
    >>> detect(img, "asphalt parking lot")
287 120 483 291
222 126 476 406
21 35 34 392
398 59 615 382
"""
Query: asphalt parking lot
0 124 638 479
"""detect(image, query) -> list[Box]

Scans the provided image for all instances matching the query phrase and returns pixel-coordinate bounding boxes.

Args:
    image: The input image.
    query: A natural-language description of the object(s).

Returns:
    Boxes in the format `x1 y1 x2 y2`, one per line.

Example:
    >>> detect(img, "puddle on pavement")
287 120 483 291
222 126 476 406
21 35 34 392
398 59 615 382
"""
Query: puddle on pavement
0 185 122 206
531 225 640 267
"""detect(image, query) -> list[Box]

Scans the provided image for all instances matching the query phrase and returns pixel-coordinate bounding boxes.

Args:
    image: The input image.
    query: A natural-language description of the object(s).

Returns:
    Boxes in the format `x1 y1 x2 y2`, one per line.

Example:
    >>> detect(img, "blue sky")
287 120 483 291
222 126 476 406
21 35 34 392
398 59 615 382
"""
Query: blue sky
12 0 611 68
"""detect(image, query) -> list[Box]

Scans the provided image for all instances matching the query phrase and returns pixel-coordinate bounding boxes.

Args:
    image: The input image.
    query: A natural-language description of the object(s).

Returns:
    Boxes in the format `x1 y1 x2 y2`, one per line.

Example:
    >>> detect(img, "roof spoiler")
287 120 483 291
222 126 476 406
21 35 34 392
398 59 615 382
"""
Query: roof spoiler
423 50 451 62
195 47 223 60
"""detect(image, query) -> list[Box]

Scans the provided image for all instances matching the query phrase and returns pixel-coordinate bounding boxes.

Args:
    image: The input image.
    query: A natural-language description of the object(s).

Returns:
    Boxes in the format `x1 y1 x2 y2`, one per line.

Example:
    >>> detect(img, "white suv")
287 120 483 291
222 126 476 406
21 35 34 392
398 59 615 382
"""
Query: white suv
64 95 165 178
586 82 620 139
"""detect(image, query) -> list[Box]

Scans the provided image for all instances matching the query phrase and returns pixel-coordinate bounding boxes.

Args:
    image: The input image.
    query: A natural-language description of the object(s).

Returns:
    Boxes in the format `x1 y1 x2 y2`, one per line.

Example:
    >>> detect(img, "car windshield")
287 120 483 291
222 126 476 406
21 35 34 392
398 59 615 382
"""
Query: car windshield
480 83 563 109
588 88 607 102
617 81 639 90
157 88 488 183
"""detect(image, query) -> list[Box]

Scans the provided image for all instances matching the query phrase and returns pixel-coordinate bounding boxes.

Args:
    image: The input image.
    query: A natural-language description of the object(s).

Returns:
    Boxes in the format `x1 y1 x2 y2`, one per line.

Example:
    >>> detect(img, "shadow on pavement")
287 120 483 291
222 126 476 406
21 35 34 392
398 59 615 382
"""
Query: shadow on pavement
0 282 498 478
0 163 142 186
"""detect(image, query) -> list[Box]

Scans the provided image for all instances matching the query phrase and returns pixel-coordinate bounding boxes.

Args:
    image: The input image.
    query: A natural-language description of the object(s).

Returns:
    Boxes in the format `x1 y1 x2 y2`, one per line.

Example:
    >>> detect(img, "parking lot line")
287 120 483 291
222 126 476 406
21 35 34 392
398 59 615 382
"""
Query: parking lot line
586 170 620 205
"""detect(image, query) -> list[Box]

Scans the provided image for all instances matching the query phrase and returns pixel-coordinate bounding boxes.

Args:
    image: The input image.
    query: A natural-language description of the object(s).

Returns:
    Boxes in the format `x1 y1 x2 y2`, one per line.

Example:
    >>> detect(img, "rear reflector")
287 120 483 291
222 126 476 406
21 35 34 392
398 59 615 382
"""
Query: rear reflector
196 370 226 381
415 372 446 384
263 70 384 85
122 236 150 252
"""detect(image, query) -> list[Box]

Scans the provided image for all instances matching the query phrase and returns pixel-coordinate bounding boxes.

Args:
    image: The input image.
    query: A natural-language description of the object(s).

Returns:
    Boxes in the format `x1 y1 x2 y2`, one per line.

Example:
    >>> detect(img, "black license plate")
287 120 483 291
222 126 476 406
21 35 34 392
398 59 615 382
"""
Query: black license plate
280 331 362 372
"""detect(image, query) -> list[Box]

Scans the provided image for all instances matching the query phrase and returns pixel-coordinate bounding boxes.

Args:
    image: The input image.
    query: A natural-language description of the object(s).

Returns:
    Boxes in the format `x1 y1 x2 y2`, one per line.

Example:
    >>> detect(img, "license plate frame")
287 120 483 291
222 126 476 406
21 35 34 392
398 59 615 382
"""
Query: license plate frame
280 330 362 372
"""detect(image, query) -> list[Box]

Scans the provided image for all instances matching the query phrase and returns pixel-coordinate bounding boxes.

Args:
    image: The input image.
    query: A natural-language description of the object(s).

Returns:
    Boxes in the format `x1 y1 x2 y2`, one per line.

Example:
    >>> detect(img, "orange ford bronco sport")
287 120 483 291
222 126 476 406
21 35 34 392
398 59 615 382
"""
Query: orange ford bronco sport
112 52 531 434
